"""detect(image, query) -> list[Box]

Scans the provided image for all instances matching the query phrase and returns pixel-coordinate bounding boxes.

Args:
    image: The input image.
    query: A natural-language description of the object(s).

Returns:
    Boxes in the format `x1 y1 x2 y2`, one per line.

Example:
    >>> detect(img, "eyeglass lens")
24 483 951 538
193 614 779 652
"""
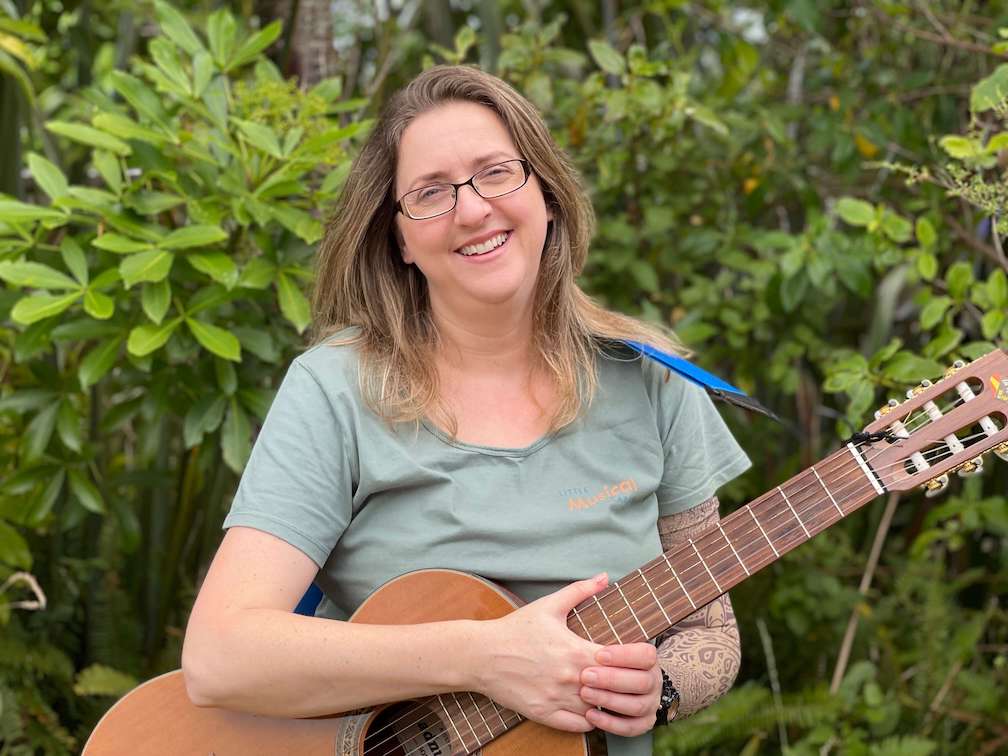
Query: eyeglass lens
403 160 527 219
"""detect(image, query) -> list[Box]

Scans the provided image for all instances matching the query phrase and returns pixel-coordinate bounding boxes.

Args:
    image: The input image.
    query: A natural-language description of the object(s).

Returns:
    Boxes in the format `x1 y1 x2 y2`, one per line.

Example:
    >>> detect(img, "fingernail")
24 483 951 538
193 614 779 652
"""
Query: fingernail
594 572 607 584
583 670 598 685
597 650 612 664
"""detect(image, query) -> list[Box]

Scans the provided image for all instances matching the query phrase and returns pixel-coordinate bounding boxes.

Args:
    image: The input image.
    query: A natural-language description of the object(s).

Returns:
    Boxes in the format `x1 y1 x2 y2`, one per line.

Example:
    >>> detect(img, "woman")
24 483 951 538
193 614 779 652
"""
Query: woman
182 64 751 756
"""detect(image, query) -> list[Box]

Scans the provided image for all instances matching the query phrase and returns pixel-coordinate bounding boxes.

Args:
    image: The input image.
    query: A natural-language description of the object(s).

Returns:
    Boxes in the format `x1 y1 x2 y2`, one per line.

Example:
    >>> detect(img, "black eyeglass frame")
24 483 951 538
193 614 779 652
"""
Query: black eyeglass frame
395 159 532 220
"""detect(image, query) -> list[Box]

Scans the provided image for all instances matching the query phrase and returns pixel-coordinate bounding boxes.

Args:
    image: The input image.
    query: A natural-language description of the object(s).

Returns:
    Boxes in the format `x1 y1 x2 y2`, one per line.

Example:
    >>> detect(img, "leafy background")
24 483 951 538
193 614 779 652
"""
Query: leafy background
1 1 1006 754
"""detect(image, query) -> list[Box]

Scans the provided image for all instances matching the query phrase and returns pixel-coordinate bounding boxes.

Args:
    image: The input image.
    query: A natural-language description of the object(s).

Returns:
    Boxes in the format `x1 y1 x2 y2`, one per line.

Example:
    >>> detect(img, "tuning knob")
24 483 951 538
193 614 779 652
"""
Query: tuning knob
944 360 966 379
907 379 932 399
923 474 950 497
875 398 901 419
995 442 1008 462
956 456 984 477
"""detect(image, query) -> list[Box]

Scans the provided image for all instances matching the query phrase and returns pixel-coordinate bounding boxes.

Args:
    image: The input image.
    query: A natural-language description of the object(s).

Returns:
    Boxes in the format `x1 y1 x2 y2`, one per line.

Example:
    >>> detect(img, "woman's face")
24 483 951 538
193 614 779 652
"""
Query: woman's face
393 101 552 320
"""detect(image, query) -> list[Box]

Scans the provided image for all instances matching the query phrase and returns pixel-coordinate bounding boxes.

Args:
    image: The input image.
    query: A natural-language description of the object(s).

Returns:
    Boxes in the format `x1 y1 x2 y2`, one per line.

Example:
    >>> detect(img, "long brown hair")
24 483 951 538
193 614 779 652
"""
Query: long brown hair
311 64 683 433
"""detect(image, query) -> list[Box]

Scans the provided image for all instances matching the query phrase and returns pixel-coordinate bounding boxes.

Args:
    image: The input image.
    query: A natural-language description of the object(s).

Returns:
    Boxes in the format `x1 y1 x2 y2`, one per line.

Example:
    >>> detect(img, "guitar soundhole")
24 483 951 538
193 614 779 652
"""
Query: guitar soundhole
362 701 453 756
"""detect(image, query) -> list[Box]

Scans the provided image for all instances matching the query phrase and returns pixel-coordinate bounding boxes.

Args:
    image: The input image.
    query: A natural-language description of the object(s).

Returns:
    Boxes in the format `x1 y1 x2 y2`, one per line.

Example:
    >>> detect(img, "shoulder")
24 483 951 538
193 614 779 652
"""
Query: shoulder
290 327 362 392
595 341 702 409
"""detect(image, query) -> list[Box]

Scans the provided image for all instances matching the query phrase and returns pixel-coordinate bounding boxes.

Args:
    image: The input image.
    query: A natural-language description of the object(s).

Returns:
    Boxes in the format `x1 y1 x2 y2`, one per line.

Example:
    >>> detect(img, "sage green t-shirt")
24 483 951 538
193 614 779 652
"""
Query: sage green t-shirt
223 336 751 756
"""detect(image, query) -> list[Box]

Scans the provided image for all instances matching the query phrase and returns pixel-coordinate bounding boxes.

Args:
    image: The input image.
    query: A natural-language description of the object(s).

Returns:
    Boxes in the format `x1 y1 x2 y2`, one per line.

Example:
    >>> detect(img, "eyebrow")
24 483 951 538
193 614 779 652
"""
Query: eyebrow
406 151 517 190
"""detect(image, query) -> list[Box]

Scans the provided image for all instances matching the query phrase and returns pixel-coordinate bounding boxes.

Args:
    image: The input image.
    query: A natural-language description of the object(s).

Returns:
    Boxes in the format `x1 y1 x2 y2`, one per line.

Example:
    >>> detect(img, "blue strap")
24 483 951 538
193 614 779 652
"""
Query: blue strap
622 340 747 395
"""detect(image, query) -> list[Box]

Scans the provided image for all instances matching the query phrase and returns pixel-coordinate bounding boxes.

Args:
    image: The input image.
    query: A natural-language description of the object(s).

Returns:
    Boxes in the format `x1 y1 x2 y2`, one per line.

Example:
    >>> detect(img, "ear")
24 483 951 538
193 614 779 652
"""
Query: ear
393 223 413 264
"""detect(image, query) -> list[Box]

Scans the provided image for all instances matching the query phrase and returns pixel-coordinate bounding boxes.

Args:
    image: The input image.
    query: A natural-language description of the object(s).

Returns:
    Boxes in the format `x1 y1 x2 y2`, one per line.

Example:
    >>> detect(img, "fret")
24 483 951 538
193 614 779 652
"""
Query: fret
778 485 811 539
689 538 721 593
451 692 480 749
467 692 494 739
638 567 672 625
437 694 468 753
663 552 696 610
570 606 595 642
592 595 623 643
847 443 885 495
488 698 509 729
718 523 750 576
812 466 845 518
615 580 647 638
748 506 779 558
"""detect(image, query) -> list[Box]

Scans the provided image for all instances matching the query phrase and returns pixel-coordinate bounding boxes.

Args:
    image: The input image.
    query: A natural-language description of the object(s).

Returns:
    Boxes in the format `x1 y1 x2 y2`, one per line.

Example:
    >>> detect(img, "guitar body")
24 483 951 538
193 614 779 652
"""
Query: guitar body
83 569 593 756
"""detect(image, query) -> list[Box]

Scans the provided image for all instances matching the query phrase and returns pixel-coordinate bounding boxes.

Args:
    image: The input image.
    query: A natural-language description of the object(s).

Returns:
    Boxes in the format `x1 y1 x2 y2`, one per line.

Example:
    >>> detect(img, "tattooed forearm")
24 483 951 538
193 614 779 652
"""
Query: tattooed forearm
655 496 742 719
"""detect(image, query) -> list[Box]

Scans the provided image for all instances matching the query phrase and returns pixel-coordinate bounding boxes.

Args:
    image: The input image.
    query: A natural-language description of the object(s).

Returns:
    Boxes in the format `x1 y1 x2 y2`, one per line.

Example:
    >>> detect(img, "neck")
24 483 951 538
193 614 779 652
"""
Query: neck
431 299 536 375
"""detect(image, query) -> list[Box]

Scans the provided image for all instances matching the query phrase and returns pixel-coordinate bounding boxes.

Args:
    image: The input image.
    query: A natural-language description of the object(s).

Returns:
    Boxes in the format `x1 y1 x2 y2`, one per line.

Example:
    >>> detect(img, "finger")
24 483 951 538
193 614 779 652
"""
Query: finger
582 665 658 694
584 706 655 738
580 686 657 719
542 710 595 733
596 643 658 670
540 573 609 616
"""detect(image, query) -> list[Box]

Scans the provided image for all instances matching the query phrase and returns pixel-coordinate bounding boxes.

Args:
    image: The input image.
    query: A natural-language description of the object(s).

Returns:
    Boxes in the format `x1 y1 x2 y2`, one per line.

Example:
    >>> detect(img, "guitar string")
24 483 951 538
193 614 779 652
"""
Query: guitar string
360 411 999 754
359 393 1003 753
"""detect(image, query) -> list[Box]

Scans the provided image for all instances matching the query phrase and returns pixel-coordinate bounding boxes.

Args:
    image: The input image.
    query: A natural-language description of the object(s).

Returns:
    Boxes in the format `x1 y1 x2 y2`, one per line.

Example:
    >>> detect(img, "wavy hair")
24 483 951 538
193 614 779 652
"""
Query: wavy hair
310 64 684 434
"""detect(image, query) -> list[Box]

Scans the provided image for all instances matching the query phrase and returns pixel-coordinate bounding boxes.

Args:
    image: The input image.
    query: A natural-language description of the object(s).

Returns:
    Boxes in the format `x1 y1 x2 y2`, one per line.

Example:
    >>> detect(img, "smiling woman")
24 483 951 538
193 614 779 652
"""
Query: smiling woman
180 65 751 756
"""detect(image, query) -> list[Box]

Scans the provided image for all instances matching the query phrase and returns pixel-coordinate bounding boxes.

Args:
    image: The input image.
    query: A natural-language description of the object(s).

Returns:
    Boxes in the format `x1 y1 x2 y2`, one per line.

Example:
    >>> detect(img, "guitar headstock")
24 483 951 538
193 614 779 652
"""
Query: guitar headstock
857 349 1008 496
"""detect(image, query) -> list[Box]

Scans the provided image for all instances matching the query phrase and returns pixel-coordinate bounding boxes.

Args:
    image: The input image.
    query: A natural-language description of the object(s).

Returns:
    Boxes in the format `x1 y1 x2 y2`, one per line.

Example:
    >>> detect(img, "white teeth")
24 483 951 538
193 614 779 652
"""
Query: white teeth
458 232 509 256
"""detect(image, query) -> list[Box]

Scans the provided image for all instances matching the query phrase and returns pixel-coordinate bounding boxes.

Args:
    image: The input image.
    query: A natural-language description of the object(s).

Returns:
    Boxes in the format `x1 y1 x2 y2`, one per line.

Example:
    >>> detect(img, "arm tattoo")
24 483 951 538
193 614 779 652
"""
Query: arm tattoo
655 496 741 719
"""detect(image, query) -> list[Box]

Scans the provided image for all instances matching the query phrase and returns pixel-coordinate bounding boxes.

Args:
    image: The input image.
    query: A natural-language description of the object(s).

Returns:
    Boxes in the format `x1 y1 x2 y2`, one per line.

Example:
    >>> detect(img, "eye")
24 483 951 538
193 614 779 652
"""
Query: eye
416 185 450 202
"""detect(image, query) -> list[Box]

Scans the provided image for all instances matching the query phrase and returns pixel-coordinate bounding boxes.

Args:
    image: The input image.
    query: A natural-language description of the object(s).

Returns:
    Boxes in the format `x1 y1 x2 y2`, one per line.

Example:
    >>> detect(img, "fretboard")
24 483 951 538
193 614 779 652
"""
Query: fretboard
430 444 884 755
566 445 883 644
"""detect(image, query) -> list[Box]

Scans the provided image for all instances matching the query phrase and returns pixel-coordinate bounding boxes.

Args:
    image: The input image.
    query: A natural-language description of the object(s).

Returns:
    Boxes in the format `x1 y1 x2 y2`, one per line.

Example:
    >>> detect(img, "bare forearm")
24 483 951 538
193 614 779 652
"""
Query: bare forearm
182 611 485 717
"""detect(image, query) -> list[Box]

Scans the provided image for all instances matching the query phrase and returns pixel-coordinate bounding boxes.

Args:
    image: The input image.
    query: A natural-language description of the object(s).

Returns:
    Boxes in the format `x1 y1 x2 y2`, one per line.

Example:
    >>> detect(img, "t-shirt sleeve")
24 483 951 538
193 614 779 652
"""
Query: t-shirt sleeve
646 362 752 517
222 358 355 567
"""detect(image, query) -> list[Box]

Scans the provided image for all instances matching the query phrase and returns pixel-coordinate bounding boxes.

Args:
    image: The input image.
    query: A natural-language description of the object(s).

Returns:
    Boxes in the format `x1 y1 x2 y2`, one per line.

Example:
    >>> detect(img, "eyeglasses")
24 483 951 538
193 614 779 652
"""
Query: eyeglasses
396 159 532 220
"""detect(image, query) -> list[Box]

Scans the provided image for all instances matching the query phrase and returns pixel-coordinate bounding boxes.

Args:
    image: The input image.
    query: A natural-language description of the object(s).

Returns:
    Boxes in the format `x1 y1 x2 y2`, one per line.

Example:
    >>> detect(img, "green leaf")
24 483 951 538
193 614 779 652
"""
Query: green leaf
938 135 980 159
270 205 321 243
225 20 282 71
686 104 728 136
27 152 68 199
233 118 283 158
154 0 205 57
187 318 241 361
215 357 237 395
79 337 122 389
879 210 912 243
238 387 275 420
0 260 80 290
183 393 228 447
60 237 88 285
74 664 138 697
83 288 114 319
187 252 238 288
920 296 952 329
233 326 278 362
221 399 252 472
971 63 1008 113
837 197 875 227
238 257 276 289
56 400 82 453
276 272 310 334
92 113 171 146
946 261 974 300
987 269 1007 307
92 234 154 254
119 250 174 288
206 9 237 66
149 37 191 95
922 325 963 359
0 389 58 414
916 251 938 280
141 280 172 324
160 225 228 250
588 39 625 76
20 403 59 462
128 192 185 215
127 318 181 357
92 150 122 194
192 51 214 97
46 121 131 155
882 352 944 383
915 217 937 248
0 521 31 569
68 468 105 514
0 199 67 223
628 259 659 292
11 292 80 324
981 309 1006 340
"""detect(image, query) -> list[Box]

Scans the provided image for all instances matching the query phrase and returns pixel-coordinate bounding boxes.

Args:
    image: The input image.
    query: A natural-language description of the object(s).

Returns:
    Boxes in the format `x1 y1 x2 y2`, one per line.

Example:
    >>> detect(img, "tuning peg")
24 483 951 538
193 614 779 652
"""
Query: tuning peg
906 379 933 399
944 360 966 379
995 442 1008 462
875 398 901 419
955 456 984 478
923 473 950 497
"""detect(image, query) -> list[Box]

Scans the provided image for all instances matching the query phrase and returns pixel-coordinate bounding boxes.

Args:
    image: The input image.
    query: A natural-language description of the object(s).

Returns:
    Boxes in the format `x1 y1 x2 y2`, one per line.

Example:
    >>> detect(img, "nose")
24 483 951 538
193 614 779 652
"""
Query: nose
454 183 492 225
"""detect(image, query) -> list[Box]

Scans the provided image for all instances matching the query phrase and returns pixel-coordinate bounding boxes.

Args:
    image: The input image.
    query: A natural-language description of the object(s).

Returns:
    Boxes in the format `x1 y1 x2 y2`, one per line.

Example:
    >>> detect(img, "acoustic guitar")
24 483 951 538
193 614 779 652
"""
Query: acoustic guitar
84 350 1008 756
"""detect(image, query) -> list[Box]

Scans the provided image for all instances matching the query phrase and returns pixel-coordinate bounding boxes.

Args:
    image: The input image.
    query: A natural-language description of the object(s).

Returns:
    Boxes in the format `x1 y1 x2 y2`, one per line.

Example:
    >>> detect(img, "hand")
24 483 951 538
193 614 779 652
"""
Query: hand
475 574 609 733
579 643 663 738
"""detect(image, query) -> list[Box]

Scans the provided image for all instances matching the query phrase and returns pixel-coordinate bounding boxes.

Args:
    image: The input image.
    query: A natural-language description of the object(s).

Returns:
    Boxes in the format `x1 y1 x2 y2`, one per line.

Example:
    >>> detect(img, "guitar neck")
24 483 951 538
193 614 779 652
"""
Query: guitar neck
566 444 884 643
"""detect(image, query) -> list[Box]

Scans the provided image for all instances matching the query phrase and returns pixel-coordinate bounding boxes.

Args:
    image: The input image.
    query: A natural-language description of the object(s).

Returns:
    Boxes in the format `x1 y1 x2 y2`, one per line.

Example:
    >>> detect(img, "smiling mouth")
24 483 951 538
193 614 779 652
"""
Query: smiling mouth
455 231 512 256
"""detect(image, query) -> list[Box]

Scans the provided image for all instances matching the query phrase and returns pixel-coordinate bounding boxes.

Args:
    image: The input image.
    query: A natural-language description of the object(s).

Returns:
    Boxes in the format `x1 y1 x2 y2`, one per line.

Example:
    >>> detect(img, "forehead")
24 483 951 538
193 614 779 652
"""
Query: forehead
396 101 518 191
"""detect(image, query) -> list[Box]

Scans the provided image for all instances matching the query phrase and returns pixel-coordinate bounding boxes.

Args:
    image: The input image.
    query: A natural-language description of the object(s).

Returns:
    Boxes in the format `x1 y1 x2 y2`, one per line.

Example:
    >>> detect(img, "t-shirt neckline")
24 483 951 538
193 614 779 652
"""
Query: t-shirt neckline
420 419 556 457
